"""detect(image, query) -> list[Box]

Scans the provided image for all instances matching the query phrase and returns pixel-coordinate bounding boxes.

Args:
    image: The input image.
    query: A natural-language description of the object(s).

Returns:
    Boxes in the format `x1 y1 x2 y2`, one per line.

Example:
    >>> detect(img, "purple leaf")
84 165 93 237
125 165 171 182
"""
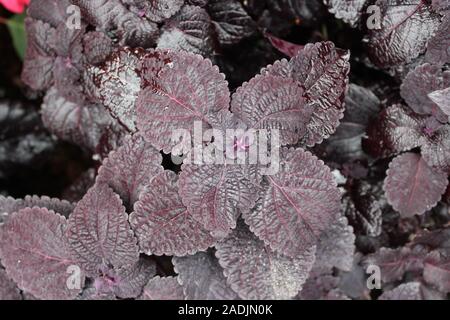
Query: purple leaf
243 148 341 257
314 215 355 272
41 87 126 154
363 246 428 283
0 194 74 221
428 87 450 116
0 207 84 299
425 14 450 65
400 63 450 122
96 134 163 207
173 251 239 300
87 47 145 132
337 253 371 299
365 0 441 69
378 282 443 300
136 51 230 152
384 152 448 217
130 171 216 256
342 181 383 237
77 287 116 300
231 74 312 145
72 0 159 47
157 5 216 56
421 124 450 172
140 276 185 300
318 84 381 163
215 221 316 300
66 183 139 277
432 0 450 13
82 31 115 65
187 0 209 6
0 268 21 300
289 42 351 147
296 271 340 300
28 0 71 27
323 0 367 26
423 250 450 292
207 0 255 45
93 258 156 299
21 18 56 91
264 32 304 58
179 163 262 238
364 104 425 158
122 0 184 23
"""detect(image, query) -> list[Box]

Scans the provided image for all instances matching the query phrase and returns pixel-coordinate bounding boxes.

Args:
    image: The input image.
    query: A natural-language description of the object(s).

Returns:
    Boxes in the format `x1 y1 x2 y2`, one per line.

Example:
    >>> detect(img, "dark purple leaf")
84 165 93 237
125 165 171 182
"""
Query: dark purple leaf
231 74 312 145
173 251 239 300
363 246 428 283
130 171 216 256
425 14 450 65
423 250 450 292
264 32 304 58
179 163 262 238
243 148 341 257
96 134 163 207
72 0 159 47
28 0 71 27
52 57 85 105
365 0 441 69
140 276 185 300
187 0 209 6
314 215 355 272
122 0 184 23
77 287 116 300
343 181 383 237
157 5 216 56
432 0 450 12
378 282 444 300
260 58 292 79
216 221 316 300
318 84 381 163
21 18 56 91
87 47 146 132
285 42 351 147
136 51 230 152
401 63 450 122
66 183 139 277
0 268 21 300
413 228 450 250
207 0 256 45
428 87 450 116
0 207 84 299
384 152 448 216
421 124 450 172
323 0 367 26
363 104 425 158
41 87 126 154
337 253 371 299
82 31 115 65
93 258 156 299
0 194 74 220
296 272 340 300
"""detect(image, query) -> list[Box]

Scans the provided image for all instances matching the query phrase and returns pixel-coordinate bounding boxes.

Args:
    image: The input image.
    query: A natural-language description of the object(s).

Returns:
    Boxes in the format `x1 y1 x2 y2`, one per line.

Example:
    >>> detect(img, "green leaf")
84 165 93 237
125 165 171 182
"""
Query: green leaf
6 13 27 61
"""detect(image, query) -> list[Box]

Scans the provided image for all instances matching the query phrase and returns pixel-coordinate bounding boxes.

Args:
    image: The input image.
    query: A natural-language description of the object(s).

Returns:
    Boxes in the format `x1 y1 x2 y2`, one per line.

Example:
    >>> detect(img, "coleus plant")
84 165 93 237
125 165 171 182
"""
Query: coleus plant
322 0 449 73
20 0 256 157
1 27 356 298
2 0 449 302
